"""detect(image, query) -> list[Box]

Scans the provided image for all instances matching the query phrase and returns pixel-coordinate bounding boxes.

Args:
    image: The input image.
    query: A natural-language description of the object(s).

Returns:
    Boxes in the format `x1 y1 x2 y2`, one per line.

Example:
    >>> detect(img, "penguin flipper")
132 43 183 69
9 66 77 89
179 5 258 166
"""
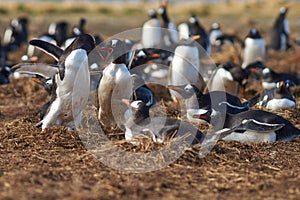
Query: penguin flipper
11 63 59 79
29 39 64 61
239 119 285 133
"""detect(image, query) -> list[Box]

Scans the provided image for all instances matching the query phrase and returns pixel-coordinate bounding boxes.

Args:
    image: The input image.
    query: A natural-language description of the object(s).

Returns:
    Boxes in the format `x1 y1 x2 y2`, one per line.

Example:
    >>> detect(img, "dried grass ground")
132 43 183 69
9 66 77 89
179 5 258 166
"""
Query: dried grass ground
1 1 300 200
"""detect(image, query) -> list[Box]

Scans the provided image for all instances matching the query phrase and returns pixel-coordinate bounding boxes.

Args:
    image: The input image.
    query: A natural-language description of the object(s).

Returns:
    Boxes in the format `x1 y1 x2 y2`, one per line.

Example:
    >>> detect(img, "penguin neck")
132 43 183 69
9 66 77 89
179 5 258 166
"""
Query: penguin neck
160 10 170 24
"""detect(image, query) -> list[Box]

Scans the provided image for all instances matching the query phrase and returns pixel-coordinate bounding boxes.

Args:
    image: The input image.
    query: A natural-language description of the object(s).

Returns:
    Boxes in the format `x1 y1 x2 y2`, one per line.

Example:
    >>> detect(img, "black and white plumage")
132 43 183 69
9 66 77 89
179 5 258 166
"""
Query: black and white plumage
168 84 259 123
261 67 300 90
0 66 11 85
257 81 296 110
168 38 206 100
157 2 178 48
3 17 28 52
209 23 222 46
242 28 266 69
24 21 69 61
207 62 248 96
13 34 95 132
131 74 156 108
270 7 291 51
122 99 204 145
97 39 134 128
178 15 210 54
141 9 162 48
193 109 300 142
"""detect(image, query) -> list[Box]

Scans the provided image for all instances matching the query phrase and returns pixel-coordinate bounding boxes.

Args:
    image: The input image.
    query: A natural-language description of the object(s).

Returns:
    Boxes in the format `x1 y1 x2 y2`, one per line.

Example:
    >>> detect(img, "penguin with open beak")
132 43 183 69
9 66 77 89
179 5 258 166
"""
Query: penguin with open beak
12 34 95 132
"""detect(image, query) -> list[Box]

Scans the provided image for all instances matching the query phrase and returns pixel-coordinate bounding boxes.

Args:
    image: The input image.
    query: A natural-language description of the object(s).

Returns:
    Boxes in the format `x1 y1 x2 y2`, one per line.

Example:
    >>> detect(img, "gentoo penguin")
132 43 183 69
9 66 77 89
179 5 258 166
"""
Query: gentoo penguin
24 21 68 61
97 39 133 129
168 37 206 101
178 15 210 55
61 18 87 50
157 2 178 48
188 15 210 54
122 99 204 145
270 7 291 51
131 74 156 108
261 67 300 90
241 28 266 69
167 84 259 123
12 34 95 132
141 9 162 48
3 17 28 52
207 62 248 96
209 22 223 52
257 81 296 110
194 109 300 142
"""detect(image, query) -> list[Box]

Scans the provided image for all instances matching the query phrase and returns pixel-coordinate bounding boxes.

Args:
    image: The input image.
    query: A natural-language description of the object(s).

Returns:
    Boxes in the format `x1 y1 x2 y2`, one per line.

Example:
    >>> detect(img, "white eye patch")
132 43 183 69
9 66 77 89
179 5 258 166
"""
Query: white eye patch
112 39 118 47
130 100 143 109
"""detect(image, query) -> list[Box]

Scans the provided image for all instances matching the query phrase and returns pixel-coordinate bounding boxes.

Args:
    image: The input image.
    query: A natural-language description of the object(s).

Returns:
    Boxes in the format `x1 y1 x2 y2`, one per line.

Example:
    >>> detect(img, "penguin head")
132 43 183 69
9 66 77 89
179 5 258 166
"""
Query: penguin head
100 39 132 65
247 28 262 39
68 34 95 55
122 99 150 123
212 22 220 30
221 62 249 86
280 6 288 15
167 84 201 99
148 9 157 19
189 15 198 24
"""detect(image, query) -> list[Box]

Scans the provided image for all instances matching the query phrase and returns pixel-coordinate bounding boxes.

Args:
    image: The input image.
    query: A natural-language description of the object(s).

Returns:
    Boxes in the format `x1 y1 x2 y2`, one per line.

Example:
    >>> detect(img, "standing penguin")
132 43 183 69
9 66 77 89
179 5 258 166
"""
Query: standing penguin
141 9 162 48
242 28 266 69
209 22 223 52
168 37 206 101
157 1 178 48
97 39 133 129
178 15 211 55
12 34 95 132
270 7 291 51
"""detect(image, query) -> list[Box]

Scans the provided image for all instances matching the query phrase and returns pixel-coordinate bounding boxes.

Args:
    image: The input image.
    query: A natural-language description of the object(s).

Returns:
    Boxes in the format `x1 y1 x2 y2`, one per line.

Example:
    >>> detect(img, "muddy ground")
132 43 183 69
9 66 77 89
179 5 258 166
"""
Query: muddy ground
1 3 300 199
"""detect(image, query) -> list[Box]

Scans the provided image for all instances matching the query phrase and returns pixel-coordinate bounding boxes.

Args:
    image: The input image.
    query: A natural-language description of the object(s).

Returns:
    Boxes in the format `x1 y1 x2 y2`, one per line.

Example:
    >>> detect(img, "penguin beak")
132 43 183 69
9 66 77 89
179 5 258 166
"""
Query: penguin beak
32 77 42 84
191 35 201 40
167 85 184 91
96 46 113 62
192 113 211 122
121 99 131 106
150 53 161 59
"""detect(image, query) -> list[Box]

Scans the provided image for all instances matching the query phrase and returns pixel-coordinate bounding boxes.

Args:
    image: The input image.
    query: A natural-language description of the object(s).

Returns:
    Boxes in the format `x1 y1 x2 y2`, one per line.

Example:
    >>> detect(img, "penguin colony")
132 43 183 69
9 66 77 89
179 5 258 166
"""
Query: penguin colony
1 3 300 145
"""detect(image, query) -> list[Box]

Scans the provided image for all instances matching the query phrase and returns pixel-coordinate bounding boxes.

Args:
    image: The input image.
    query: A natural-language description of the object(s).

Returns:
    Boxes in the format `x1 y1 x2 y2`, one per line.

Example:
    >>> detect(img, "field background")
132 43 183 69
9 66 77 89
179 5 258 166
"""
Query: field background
0 0 300 199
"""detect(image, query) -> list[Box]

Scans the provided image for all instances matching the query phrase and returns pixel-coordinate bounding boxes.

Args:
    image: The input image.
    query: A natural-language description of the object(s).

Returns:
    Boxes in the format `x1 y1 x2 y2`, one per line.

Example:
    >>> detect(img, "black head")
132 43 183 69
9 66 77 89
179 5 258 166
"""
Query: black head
99 39 132 64
67 34 95 55
189 15 199 25
221 62 248 86
123 99 150 123
148 9 157 19
158 2 169 23
246 28 262 39
168 84 202 99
